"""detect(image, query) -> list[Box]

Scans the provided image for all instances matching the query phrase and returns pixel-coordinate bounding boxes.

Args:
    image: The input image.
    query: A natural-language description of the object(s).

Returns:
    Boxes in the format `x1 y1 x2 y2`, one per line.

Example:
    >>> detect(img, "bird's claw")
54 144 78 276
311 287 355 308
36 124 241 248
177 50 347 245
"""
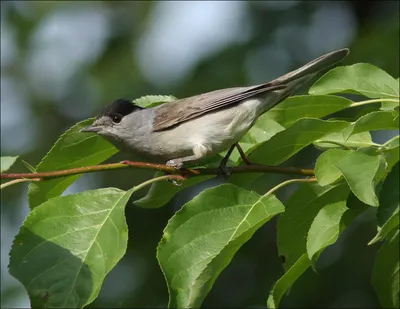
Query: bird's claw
219 163 232 178
166 160 183 170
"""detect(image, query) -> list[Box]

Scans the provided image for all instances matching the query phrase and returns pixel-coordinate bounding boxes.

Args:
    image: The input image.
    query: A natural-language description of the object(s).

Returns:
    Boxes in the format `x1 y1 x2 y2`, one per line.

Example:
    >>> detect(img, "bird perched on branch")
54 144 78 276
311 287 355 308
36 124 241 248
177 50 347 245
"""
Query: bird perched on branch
81 48 349 171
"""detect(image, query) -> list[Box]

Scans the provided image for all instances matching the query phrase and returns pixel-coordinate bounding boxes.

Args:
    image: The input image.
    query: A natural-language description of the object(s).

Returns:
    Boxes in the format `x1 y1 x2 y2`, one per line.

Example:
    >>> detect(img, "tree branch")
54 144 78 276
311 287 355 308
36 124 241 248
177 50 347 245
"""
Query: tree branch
0 160 315 181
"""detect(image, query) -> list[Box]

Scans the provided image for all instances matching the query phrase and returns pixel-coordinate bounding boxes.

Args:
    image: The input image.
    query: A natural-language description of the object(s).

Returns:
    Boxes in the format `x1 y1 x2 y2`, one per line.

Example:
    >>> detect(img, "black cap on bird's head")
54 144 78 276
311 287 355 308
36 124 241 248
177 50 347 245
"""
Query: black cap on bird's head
80 99 143 133
98 99 143 119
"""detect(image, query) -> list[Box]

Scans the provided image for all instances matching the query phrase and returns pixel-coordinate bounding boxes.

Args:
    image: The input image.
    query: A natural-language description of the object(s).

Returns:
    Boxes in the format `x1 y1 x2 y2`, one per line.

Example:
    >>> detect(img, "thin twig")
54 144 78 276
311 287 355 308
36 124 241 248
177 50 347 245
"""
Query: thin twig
349 98 399 108
264 177 317 197
0 178 41 190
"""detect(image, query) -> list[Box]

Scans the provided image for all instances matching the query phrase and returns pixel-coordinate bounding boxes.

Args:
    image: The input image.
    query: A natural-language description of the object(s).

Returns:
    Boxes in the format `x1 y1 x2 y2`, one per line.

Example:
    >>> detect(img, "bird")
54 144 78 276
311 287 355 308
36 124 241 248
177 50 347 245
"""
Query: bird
81 48 349 170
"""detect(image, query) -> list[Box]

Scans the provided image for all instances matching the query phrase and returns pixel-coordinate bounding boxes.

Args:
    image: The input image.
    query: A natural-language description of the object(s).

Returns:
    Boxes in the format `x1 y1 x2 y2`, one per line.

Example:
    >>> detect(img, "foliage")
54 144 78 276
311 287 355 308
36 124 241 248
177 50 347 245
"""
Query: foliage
2 63 399 309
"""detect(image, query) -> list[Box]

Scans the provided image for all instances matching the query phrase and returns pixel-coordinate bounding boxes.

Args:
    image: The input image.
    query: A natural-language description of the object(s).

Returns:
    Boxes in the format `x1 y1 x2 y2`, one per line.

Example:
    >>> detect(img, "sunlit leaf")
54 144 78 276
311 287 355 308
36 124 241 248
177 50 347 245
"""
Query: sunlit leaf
314 131 372 150
157 184 284 308
343 110 399 139
278 182 350 269
1 156 18 173
315 149 352 186
28 119 118 209
336 150 381 206
372 230 399 308
307 200 367 260
133 95 177 108
230 119 349 188
309 63 400 98
9 188 133 308
267 95 353 127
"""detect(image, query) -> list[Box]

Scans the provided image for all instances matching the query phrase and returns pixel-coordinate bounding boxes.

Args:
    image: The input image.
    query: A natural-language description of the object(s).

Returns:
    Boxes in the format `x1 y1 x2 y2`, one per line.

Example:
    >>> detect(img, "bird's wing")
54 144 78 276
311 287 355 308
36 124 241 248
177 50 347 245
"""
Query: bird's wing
152 83 286 131
152 48 349 132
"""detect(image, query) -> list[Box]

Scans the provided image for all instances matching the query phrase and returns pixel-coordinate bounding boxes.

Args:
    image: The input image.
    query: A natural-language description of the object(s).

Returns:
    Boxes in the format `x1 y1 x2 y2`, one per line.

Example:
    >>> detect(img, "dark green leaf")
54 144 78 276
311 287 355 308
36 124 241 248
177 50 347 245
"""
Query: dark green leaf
267 254 311 309
1 156 18 172
157 184 284 308
22 160 37 173
377 162 400 226
28 119 118 209
309 63 400 98
315 149 352 186
133 95 177 108
267 95 353 127
9 188 133 308
336 150 381 206
372 230 400 308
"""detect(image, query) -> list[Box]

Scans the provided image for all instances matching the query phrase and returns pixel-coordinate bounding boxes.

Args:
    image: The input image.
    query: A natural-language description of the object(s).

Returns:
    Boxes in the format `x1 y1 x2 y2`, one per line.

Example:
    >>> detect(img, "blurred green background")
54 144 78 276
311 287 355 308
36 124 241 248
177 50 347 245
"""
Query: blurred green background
1 1 399 308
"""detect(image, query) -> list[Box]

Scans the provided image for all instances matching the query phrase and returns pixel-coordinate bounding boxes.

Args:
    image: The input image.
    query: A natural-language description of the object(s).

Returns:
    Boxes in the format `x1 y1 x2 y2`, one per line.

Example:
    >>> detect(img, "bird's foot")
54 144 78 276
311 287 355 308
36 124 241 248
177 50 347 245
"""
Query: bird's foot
166 159 183 170
218 162 232 178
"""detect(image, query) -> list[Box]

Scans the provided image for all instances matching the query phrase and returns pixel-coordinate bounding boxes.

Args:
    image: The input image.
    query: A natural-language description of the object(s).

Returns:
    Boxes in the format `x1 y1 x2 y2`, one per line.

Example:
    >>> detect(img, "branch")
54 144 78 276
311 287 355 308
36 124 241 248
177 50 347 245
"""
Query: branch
0 160 314 181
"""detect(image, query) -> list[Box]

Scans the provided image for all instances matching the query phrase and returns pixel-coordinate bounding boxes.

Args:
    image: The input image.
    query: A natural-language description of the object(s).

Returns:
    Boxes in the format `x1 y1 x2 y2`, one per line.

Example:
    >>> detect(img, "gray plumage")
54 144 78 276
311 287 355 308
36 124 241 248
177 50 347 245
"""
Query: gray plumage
81 48 349 167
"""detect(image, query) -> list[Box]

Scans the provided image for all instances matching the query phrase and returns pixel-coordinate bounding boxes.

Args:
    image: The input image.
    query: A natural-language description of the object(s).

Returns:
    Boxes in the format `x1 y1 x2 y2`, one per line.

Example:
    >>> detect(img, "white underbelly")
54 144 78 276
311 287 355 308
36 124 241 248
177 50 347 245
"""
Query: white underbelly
152 97 263 160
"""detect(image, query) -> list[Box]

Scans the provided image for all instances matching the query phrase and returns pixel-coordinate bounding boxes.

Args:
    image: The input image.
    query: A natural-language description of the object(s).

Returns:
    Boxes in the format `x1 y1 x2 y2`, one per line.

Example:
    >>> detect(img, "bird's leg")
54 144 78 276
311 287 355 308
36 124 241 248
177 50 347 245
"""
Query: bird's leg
235 143 253 165
218 144 236 177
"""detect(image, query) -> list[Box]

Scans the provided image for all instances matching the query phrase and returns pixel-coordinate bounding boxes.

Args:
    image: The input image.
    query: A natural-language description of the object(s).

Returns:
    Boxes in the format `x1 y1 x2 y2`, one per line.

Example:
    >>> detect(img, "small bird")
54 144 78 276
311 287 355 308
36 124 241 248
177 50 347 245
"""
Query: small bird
81 48 349 169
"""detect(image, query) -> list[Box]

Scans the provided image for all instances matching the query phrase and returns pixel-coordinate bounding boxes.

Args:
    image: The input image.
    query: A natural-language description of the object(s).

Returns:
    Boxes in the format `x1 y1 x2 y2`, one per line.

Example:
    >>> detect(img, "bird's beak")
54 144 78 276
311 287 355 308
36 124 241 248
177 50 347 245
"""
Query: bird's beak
80 125 102 133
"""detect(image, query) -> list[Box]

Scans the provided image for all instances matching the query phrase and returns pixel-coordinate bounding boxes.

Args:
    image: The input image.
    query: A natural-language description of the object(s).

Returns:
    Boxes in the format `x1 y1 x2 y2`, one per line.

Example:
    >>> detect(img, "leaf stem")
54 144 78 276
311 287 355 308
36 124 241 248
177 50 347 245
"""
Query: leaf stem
0 178 41 190
350 98 399 108
381 135 400 148
264 177 317 197
0 161 315 181
132 174 186 193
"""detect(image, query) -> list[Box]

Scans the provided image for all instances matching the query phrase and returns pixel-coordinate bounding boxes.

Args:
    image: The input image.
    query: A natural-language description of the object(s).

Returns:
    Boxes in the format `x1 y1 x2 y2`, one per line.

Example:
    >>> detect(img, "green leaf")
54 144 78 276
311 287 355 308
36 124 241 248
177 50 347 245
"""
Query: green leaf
9 188 133 308
267 254 311 309
133 95 177 108
381 138 400 175
267 95 353 127
369 208 399 245
314 131 373 150
1 156 18 172
157 184 284 308
133 172 212 208
315 149 352 186
278 182 350 269
309 63 400 98
230 119 349 188
372 230 400 309
377 162 400 226
336 150 381 206
28 119 118 209
343 110 399 139
381 100 399 111
234 117 285 163
307 200 367 260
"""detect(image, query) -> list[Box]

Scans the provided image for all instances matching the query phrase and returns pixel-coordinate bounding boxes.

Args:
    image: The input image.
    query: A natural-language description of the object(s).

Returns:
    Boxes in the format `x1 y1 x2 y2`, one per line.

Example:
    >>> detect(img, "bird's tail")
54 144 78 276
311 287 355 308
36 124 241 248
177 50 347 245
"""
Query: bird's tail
270 48 349 86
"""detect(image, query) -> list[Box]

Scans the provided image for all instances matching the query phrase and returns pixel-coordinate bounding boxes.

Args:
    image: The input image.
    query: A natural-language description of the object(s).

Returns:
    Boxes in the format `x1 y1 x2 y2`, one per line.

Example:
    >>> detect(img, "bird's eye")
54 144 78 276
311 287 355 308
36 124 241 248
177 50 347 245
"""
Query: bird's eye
112 114 122 123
